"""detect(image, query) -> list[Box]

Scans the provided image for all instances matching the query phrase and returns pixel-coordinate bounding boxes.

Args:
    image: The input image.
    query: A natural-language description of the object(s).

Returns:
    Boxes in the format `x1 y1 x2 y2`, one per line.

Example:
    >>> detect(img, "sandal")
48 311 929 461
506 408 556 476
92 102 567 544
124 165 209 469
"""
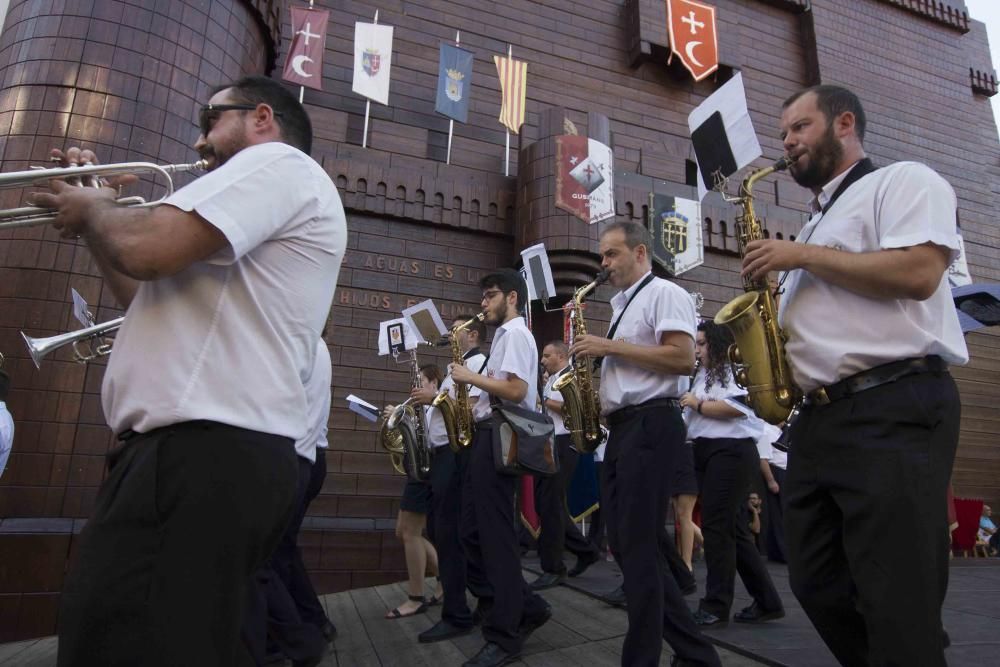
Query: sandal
385 595 428 619
427 592 443 607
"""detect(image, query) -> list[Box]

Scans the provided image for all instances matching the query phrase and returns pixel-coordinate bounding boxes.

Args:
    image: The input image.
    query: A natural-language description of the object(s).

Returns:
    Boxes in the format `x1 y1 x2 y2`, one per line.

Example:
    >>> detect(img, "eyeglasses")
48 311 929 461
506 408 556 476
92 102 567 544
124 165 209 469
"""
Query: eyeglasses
481 289 504 302
198 103 283 136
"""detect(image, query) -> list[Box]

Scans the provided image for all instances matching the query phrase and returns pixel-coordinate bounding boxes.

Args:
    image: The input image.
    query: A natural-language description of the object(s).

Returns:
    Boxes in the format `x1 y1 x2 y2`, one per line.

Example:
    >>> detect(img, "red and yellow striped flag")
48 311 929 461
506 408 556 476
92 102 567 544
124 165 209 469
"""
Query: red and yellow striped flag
494 55 527 134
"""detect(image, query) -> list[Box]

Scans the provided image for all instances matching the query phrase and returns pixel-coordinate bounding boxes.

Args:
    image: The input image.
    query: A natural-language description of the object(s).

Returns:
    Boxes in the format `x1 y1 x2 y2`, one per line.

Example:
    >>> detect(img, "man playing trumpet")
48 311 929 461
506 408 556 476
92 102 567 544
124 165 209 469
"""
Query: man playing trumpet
34 76 348 667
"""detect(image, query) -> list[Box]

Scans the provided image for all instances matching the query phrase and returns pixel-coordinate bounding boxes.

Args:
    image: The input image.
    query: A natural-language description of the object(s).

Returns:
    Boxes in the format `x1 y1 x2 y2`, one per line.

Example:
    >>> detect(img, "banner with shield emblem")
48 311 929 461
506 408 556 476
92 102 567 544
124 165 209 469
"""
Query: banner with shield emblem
648 193 703 276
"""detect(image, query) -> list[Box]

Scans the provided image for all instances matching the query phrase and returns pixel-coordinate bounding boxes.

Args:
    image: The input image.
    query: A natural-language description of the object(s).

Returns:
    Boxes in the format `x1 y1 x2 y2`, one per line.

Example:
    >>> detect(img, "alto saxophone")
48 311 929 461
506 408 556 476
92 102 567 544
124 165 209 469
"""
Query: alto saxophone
433 313 486 453
378 349 432 481
553 270 609 453
713 156 802 424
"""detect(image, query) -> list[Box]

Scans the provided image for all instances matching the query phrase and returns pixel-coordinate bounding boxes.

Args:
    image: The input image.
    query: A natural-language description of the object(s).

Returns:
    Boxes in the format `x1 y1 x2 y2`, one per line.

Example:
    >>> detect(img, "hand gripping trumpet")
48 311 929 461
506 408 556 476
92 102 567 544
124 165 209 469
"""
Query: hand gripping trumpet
713 155 801 424
0 160 207 231
433 312 486 453
553 269 609 453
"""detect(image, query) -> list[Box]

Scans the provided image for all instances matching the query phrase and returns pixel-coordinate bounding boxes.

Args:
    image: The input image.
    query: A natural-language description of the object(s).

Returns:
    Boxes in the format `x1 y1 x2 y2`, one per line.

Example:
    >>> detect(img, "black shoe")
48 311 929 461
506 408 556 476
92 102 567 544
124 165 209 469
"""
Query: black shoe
568 551 600 577
733 602 784 624
529 571 565 591
463 642 520 667
669 656 700 667
603 584 627 608
419 618 475 643
292 656 323 667
520 604 552 638
319 619 337 642
692 608 727 628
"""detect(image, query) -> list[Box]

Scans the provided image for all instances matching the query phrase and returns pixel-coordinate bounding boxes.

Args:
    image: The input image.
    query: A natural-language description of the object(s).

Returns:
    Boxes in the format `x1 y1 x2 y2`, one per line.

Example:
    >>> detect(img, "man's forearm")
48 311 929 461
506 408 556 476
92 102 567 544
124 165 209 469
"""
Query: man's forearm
607 340 694 376
83 233 140 308
801 243 947 301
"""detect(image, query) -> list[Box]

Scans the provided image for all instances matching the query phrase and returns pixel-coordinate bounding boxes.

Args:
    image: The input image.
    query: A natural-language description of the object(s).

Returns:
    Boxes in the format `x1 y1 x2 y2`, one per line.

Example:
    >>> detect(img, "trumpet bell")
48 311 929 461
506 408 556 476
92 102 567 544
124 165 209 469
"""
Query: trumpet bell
20 316 124 368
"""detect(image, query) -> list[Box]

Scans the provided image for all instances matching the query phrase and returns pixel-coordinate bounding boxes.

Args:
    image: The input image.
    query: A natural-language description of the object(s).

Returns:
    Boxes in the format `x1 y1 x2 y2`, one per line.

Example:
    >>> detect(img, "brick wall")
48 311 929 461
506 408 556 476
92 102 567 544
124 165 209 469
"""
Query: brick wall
0 0 998 641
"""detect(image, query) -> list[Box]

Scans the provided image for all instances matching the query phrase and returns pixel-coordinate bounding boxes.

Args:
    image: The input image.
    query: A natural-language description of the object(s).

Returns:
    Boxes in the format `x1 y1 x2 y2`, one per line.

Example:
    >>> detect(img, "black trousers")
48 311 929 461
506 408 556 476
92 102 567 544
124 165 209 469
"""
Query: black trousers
58 421 298 667
535 434 599 573
785 371 960 667
429 445 474 627
603 406 720 667
460 424 548 654
694 436 782 618
764 463 787 563
588 460 606 552
279 448 331 628
243 455 327 664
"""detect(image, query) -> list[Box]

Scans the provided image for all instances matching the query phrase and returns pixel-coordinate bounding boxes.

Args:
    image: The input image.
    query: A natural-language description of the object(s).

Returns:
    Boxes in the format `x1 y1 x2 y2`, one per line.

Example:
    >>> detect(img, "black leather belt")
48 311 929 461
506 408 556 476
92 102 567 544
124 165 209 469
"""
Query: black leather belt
606 397 680 427
807 355 947 406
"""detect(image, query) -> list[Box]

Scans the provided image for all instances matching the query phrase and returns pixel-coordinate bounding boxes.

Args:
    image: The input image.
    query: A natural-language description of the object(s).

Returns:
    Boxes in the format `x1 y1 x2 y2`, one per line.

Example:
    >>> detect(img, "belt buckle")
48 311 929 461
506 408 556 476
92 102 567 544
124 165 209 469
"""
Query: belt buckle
811 387 831 406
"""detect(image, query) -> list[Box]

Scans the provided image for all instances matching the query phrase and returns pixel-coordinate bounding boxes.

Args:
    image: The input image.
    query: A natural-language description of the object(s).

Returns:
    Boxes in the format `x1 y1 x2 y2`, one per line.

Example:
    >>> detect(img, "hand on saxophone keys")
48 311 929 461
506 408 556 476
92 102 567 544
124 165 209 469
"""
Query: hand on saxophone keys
409 385 437 405
569 333 612 358
740 238 812 283
449 362 476 385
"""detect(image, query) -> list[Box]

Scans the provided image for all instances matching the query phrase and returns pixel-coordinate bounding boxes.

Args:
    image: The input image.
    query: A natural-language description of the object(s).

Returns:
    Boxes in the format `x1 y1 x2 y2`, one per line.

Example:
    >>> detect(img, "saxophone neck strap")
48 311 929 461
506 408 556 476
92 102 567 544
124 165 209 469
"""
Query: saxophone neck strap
819 158 877 216
595 273 655 369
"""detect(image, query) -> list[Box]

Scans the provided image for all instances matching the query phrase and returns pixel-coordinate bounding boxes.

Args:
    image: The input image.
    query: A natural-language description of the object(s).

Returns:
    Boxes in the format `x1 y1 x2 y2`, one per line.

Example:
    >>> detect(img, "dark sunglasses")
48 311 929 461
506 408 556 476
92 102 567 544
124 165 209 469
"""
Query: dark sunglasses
198 103 283 136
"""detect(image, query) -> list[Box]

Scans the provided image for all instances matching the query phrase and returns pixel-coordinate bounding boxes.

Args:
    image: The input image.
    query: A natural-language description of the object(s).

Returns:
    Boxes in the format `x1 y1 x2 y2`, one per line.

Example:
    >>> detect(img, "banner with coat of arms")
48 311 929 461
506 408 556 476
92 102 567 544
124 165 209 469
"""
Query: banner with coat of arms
435 43 475 123
649 194 703 276
352 22 394 105
555 135 615 225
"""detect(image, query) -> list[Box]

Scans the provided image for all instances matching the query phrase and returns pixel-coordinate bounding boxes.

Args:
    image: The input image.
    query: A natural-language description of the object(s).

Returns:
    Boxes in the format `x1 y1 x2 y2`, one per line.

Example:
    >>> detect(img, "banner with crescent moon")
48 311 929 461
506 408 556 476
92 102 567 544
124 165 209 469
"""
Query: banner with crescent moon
281 6 329 91
667 0 718 82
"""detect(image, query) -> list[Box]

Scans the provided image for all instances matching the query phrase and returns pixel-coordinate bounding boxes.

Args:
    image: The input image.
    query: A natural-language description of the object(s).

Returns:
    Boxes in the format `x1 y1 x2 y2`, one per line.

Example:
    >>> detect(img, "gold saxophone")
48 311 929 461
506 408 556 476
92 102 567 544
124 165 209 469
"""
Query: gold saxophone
378 349 432 481
553 270 609 453
713 156 801 424
433 313 486 453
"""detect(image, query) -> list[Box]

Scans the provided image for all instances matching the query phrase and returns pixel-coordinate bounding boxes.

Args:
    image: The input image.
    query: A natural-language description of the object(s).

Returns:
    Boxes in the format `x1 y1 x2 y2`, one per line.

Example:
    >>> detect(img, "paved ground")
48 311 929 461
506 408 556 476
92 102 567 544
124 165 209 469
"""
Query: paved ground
2 555 997 666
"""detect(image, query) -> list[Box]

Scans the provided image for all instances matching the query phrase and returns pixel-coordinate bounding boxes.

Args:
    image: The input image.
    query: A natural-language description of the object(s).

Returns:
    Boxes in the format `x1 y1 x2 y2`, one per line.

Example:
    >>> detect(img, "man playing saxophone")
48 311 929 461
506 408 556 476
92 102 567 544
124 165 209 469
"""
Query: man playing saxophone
412 315 488 644
528 340 600 591
448 270 552 667
570 221 720 667
741 85 967 666
34 76 348 666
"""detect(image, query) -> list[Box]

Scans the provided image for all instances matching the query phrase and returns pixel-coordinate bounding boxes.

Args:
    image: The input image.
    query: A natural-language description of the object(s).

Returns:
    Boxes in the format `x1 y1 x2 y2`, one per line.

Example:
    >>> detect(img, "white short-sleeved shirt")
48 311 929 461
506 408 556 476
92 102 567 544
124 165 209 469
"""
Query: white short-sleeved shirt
754 421 787 470
599 272 697 414
778 161 968 392
0 402 13 479
684 367 760 440
542 366 571 436
434 350 486 448
472 317 538 421
295 341 332 463
102 142 348 440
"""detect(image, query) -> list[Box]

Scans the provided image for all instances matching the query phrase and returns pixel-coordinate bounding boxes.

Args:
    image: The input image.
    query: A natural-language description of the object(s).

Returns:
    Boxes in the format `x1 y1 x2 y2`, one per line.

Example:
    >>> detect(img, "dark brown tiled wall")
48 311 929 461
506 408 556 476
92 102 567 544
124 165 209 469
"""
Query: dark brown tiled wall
0 0 999 642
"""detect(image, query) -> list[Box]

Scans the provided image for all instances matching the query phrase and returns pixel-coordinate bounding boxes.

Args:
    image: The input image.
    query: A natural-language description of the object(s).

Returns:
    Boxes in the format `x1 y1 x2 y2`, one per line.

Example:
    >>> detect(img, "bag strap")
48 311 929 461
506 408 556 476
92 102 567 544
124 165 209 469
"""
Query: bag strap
594 273 655 369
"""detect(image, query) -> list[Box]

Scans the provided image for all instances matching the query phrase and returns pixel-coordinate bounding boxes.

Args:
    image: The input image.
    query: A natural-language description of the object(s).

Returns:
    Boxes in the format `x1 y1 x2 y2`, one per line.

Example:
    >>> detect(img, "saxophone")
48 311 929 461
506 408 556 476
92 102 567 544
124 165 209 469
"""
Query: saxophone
378 349 432 481
553 270 609 453
713 156 801 424
433 313 486 453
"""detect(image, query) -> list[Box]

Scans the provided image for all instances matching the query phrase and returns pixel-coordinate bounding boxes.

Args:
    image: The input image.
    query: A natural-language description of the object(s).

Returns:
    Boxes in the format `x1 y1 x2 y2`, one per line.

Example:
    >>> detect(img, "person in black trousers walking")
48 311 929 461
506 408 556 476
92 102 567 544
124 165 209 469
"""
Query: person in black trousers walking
680 321 784 628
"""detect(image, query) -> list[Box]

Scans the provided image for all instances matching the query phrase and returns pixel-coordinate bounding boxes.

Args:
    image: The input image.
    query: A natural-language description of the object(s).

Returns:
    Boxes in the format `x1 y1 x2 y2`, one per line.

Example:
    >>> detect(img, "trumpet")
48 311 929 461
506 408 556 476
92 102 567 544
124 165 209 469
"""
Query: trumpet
21 317 124 368
0 160 207 231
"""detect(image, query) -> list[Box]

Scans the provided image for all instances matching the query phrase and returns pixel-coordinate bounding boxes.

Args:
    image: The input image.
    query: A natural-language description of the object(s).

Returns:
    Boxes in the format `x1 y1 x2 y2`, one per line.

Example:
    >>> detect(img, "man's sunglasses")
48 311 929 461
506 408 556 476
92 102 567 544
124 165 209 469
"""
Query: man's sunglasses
198 104 283 136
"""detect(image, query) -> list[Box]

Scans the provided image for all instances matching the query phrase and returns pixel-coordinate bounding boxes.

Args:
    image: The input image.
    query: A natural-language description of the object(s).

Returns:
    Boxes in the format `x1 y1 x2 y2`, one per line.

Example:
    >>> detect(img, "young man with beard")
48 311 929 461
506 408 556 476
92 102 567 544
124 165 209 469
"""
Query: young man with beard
36 76 347 666
740 84 968 666
449 269 552 667
571 221 720 667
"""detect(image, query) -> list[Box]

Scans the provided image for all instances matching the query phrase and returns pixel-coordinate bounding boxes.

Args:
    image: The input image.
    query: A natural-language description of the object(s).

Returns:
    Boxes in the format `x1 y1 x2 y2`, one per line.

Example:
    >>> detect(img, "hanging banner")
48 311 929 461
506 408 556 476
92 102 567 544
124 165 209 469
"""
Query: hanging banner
352 21 394 105
281 6 330 90
555 135 615 224
667 0 719 82
649 194 703 276
435 43 475 123
494 55 528 133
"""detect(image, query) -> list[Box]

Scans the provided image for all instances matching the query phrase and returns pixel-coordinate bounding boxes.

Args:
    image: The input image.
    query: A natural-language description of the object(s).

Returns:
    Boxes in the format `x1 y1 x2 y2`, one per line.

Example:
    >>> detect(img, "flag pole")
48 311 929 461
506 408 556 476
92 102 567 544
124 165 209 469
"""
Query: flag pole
362 9 379 149
504 44 512 177
446 30 460 165
298 0 315 104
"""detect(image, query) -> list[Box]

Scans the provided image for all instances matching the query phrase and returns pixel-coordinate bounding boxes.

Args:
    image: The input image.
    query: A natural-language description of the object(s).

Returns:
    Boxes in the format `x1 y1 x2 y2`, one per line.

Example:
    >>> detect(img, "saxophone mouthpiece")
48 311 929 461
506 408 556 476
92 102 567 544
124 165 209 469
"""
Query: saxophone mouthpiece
595 269 610 285
774 153 800 172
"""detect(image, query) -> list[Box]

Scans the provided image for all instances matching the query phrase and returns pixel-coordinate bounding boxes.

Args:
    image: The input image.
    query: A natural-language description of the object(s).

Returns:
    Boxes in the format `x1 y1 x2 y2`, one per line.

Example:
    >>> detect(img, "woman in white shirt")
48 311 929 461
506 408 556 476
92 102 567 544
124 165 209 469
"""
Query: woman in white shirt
680 322 784 627
384 364 445 618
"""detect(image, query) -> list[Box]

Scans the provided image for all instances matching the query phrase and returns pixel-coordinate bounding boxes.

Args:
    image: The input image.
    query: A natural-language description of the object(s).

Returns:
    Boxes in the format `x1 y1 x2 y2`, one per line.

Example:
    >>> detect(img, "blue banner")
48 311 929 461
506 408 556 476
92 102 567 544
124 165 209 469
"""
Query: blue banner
435 43 474 123
567 451 600 522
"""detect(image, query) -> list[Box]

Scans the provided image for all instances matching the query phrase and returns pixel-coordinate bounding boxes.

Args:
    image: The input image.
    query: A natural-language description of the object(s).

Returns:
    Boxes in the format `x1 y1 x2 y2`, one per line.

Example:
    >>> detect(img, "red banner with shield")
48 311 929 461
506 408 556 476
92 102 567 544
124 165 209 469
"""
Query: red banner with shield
667 0 719 82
